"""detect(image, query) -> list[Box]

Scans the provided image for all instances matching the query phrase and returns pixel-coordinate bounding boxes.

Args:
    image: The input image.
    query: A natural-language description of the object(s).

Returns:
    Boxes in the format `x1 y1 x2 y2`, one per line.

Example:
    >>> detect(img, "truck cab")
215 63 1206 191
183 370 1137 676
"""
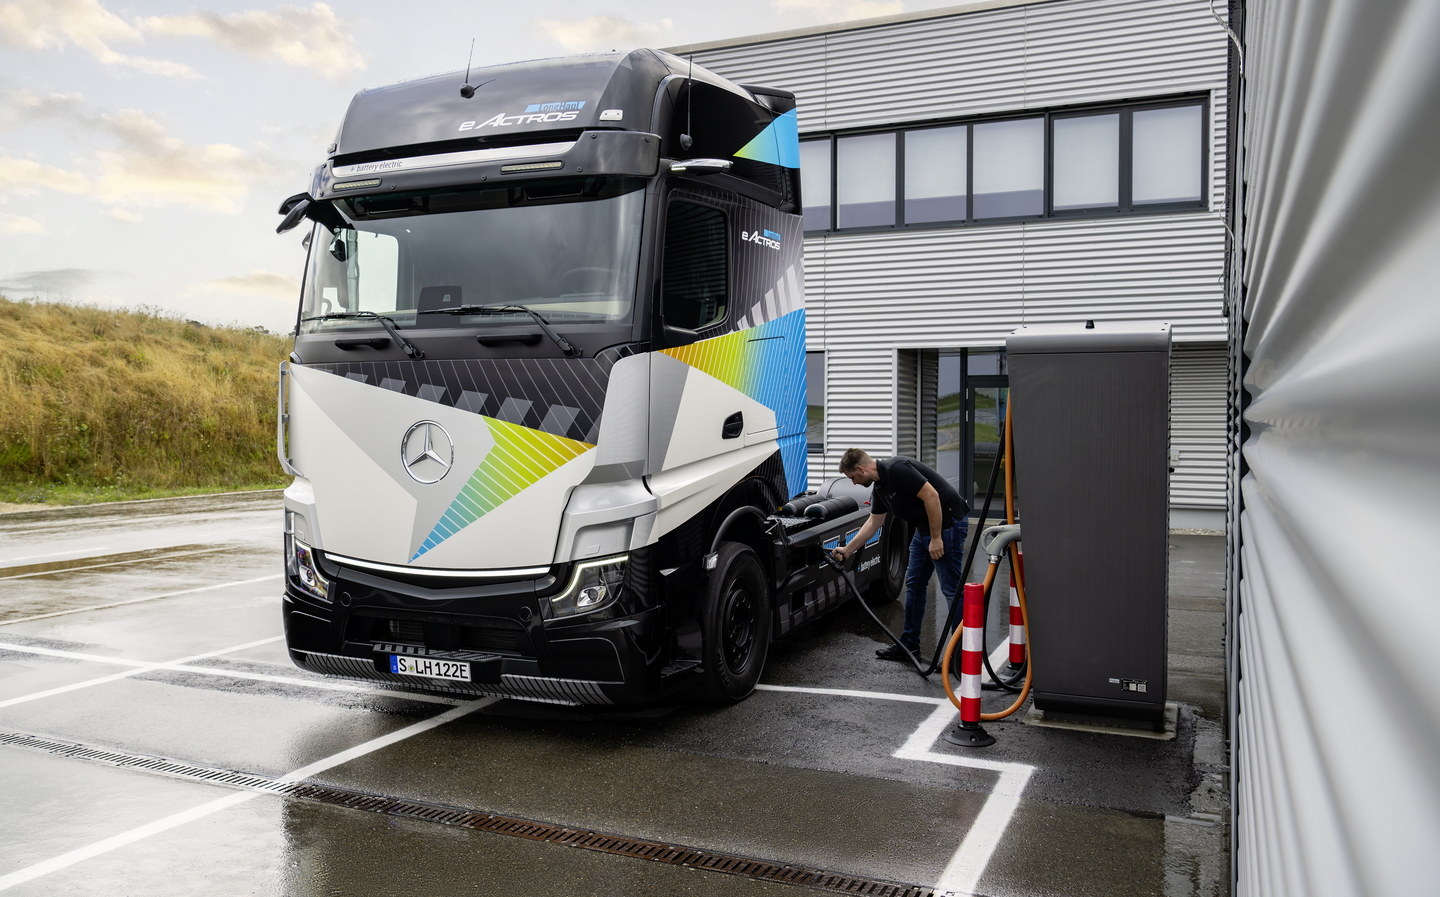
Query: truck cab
277 50 900 706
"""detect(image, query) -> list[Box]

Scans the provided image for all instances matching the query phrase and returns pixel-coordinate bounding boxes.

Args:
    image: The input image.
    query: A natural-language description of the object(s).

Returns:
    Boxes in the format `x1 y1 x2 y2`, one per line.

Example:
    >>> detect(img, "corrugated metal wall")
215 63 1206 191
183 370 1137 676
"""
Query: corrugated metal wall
685 0 1232 503
1232 1 1440 895
1171 343 1228 513
688 0 1228 132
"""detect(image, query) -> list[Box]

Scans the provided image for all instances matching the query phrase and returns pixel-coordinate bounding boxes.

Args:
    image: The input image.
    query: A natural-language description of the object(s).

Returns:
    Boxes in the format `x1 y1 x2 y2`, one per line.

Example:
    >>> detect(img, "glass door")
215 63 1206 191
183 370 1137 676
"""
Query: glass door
935 353 964 496
967 383 1010 517
920 349 1010 517
964 349 1010 517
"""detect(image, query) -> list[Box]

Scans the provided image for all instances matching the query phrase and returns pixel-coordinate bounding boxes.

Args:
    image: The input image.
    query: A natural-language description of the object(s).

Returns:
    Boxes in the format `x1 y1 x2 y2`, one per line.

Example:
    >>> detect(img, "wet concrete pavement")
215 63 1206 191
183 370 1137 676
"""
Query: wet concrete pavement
0 493 1229 896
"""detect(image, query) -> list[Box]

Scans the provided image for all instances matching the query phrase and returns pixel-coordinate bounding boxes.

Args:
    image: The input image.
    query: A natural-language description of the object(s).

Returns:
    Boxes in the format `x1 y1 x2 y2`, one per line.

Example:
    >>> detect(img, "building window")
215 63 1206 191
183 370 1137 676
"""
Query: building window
837 133 896 228
1132 105 1203 205
800 96 1206 233
1052 113 1119 212
799 139 832 230
805 351 825 453
904 125 967 224
973 118 1044 219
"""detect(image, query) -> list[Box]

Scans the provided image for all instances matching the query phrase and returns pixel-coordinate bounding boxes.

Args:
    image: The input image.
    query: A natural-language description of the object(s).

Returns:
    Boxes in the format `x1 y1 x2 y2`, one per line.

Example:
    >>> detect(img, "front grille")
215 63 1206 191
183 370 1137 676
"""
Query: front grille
460 623 526 654
386 620 426 644
350 615 531 657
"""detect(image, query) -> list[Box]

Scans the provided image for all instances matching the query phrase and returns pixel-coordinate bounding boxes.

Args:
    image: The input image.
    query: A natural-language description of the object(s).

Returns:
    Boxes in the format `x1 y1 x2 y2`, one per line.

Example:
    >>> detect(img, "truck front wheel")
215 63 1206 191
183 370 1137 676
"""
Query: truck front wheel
691 542 772 704
865 520 911 604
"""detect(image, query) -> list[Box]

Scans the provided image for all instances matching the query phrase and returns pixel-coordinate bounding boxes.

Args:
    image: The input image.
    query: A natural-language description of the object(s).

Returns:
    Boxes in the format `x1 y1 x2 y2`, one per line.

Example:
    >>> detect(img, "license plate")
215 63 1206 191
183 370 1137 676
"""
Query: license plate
388 655 471 682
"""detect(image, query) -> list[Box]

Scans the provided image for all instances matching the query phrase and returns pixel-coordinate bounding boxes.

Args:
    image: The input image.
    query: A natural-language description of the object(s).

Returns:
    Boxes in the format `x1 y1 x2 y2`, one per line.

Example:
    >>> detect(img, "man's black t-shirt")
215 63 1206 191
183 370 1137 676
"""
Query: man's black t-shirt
871 457 969 531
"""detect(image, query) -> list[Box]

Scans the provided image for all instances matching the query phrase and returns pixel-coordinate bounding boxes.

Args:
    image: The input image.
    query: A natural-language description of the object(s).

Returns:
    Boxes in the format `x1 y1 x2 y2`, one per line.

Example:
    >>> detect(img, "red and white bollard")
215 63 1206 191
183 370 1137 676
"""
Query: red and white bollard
946 581 996 747
1008 548 1027 670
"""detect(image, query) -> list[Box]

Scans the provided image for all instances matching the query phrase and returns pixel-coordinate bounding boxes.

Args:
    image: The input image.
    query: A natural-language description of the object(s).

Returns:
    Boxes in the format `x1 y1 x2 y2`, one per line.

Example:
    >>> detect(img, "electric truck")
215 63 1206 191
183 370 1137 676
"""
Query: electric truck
274 49 905 706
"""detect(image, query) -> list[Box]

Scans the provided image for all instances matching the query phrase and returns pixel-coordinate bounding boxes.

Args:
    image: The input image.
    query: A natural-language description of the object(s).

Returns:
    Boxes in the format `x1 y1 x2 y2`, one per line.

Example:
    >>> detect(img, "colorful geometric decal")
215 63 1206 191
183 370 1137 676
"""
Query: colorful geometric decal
659 309 803 418
660 308 808 497
734 108 800 169
412 417 593 561
778 433 809 502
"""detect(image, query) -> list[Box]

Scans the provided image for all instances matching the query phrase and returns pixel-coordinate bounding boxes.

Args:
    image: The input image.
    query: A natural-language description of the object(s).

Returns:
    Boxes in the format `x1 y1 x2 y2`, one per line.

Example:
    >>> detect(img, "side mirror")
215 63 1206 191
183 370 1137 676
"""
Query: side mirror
276 193 312 234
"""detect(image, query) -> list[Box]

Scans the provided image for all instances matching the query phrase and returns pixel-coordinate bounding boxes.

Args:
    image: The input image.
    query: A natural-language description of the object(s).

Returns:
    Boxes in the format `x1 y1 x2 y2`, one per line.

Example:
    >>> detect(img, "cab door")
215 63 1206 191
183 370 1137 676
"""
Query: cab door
650 194 764 468
645 192 790 532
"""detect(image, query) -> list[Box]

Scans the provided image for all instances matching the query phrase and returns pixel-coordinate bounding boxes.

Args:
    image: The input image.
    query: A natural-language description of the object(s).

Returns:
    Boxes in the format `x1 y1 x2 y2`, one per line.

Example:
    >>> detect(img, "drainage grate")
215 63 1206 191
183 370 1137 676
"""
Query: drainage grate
2 730 945 897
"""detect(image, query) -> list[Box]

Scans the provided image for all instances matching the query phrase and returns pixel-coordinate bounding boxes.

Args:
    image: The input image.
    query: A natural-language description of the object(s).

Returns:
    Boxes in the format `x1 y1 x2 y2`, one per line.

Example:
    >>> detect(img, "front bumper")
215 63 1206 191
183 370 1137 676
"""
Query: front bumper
281 548 677 706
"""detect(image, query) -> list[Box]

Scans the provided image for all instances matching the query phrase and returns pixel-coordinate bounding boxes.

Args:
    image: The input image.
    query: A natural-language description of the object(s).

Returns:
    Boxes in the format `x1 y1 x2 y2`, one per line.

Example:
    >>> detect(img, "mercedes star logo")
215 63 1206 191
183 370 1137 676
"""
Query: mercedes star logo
400 421 454 484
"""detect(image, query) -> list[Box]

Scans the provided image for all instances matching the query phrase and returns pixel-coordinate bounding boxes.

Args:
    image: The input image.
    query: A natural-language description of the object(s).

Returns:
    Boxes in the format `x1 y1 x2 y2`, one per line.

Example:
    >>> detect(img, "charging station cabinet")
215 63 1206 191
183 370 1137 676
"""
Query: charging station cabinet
1006 322 1171 727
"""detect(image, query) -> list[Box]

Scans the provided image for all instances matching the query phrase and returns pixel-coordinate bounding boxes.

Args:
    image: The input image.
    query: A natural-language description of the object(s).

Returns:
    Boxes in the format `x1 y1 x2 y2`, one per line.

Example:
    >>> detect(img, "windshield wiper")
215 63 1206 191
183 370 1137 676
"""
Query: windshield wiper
428 304 579 357
300 311 424 359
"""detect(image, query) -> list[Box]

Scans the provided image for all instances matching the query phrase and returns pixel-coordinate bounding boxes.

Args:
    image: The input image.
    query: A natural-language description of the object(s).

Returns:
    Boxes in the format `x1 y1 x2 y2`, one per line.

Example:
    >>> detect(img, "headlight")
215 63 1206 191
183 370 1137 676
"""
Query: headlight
548 555 627 619
286 532 331 603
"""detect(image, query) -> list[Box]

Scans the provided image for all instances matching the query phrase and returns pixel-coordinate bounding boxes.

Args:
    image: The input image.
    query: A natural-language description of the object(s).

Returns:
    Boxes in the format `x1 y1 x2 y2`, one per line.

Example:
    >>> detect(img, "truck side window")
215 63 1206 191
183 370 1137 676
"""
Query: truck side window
662 201 728 331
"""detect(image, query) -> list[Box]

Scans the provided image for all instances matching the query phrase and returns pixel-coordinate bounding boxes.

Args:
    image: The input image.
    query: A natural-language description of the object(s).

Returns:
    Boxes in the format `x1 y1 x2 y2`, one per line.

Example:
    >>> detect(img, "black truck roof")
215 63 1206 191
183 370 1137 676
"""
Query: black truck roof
331 49 776 161
306 48 799 214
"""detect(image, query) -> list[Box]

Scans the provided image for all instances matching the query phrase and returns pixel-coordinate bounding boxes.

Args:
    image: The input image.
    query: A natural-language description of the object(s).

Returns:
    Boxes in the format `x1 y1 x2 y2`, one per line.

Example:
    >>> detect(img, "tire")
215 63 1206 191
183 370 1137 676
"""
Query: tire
691 542 772 704
864 520 910 605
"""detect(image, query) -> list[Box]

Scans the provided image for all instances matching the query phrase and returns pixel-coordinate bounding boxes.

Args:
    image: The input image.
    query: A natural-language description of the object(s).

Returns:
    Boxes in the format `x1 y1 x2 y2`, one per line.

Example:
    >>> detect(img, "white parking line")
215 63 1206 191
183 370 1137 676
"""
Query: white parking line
1 547 116 564
0 637 283 710
757 681 1034 897
0 640 467 707
0 698 492 891
894 703 1035 896
0 547 233 580
1 651 1028 892
756 683 947 704
0 574 282 627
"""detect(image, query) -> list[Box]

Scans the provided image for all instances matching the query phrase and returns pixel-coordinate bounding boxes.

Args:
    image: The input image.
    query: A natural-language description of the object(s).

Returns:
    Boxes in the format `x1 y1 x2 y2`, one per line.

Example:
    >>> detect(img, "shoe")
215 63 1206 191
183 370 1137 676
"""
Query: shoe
875 643 919 662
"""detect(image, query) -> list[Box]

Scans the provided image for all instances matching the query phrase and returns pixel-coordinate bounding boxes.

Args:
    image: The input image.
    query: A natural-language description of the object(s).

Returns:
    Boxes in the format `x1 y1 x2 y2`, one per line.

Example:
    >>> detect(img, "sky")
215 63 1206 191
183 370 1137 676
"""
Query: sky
0 0 978 334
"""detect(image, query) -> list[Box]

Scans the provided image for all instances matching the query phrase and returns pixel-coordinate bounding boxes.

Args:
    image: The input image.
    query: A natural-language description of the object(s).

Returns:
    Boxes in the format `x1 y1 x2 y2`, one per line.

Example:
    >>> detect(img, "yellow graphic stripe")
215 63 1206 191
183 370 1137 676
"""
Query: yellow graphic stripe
412 417 593 560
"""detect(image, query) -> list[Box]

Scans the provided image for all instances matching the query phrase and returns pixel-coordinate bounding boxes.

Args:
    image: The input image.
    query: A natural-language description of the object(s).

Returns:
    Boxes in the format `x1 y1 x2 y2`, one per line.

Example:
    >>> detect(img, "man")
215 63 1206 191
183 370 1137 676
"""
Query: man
831 448 969 662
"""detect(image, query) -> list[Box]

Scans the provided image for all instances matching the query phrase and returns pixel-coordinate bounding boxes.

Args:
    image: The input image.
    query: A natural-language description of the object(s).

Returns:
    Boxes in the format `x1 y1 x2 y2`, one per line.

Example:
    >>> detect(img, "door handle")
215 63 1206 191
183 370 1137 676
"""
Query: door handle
722 411 743 439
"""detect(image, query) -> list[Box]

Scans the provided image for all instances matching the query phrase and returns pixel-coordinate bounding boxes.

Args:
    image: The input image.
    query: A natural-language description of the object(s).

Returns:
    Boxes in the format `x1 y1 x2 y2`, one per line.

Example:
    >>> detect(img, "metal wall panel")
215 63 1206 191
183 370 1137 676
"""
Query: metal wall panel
807 215 1227 344
686 0 1229 132
1170 344 1228 511
810 215 1227 490
1234 2 1440 896
684 0 1234 509
815 347 900 488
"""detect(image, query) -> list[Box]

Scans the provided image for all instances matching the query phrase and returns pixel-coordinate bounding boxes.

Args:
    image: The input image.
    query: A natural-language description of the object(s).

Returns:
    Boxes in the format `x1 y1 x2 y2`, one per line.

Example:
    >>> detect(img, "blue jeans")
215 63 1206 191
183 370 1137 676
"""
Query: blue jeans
900 517 969 650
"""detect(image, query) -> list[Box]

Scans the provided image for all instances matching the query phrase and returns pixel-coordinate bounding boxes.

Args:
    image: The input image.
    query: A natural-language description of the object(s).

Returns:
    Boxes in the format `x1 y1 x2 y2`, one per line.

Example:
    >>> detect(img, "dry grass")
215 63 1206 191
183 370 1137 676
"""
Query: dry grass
0 297 292 503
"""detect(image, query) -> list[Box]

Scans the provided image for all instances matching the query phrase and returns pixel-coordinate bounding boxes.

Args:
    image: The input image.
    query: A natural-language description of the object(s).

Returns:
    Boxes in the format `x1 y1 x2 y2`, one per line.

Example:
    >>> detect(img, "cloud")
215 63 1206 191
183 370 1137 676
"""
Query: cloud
0 267 102 298
774 0 905 20
0 213 45 235
203 270 299 299
1 95 285 214
0 88 81 129
138 3 362 79
107 207 142 222
89 108 277 213
0 156 91 194
0 0 198 78
537 15 676 52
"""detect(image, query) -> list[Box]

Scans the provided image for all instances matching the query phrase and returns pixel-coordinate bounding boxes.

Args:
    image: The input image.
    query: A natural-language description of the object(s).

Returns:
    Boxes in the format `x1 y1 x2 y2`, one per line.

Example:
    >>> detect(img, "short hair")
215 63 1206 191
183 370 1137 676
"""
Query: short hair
838 448 872 473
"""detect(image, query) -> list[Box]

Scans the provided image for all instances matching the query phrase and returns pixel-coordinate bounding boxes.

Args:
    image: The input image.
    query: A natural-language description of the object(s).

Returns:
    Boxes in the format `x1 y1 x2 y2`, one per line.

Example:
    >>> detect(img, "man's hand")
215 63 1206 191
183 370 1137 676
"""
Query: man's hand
831 544 851 562
928 536 945 560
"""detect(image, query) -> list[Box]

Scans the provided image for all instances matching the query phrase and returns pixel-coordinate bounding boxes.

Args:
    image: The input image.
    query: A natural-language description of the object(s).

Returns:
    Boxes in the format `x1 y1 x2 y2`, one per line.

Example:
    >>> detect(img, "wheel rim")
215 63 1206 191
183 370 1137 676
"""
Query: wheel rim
721 579 756 673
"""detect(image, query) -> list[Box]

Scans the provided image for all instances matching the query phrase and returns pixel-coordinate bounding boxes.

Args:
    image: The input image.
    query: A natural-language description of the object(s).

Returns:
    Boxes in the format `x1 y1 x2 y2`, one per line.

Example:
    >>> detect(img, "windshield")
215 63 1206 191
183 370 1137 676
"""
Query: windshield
298 177 645 332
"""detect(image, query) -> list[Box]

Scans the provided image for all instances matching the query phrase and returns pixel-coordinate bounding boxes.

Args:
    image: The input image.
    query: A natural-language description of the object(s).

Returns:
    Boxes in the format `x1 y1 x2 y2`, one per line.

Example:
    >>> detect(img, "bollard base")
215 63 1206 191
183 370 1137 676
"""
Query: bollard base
945 723 996 748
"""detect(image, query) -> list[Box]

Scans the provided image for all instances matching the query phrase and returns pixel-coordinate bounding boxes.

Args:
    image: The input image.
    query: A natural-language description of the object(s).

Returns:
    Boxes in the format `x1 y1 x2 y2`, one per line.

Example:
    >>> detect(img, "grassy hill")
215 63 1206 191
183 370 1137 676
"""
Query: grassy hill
0 298 292 505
